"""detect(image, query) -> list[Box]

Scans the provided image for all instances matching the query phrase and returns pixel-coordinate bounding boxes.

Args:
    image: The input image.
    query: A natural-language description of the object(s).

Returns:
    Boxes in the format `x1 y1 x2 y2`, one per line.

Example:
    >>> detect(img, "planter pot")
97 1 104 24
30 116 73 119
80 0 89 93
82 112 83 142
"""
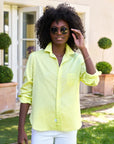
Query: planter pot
0 82 18 113
92 74 114 96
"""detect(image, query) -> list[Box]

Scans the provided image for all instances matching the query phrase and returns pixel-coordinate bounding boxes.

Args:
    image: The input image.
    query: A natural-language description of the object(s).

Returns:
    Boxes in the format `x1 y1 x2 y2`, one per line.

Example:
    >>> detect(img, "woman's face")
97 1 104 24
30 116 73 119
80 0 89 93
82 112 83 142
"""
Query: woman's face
50 20 70 46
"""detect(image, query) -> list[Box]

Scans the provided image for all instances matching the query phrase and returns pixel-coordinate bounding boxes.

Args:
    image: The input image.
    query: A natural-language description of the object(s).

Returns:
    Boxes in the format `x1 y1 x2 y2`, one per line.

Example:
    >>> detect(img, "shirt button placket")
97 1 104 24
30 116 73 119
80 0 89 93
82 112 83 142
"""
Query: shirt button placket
56 65 62 129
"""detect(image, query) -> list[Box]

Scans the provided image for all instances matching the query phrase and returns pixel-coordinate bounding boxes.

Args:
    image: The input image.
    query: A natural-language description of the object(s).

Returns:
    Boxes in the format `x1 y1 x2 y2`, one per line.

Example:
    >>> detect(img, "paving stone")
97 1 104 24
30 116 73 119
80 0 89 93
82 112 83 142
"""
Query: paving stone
80 94 114 109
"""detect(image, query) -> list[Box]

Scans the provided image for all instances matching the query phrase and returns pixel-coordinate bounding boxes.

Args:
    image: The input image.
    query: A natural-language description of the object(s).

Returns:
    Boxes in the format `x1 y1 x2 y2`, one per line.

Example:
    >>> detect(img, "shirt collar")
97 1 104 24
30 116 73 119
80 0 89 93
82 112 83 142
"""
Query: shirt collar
44 42 74 56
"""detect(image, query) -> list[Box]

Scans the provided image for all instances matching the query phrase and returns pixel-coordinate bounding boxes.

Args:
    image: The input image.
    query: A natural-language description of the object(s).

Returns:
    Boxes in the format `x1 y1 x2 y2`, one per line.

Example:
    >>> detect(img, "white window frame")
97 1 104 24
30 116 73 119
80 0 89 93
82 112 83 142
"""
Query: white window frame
4 5 11 66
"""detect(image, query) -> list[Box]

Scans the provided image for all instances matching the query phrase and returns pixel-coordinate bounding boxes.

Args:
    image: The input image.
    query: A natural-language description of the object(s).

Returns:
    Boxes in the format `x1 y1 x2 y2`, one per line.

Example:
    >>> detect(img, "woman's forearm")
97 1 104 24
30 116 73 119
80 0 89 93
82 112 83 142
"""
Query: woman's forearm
18 103 30 143
18 103 30 128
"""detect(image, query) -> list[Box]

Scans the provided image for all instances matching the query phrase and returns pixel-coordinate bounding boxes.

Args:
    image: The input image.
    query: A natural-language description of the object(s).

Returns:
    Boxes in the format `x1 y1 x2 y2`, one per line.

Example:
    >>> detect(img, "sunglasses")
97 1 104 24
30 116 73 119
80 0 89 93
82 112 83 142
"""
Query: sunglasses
50 26 69 35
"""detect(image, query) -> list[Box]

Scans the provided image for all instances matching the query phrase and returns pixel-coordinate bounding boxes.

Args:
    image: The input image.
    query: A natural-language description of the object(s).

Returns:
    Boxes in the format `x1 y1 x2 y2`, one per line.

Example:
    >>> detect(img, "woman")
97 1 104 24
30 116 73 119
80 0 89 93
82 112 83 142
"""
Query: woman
18 3 100 144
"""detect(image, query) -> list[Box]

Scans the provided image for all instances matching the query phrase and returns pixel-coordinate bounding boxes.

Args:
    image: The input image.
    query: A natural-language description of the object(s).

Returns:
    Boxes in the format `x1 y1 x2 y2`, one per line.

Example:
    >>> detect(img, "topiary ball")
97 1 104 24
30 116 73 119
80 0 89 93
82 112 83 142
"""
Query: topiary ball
96 61 112 74
0 66 13 83
0 33 12 50
98 37 112 49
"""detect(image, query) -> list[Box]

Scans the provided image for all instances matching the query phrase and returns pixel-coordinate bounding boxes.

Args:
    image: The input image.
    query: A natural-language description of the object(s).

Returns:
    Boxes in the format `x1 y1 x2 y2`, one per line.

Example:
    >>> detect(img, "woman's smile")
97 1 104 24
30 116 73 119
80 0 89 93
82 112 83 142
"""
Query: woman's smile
56 36 64 40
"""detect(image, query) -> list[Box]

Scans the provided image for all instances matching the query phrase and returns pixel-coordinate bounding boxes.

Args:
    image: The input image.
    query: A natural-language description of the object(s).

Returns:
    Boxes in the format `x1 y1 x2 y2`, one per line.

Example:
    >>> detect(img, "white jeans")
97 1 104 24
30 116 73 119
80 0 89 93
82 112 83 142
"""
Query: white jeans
31 129 77 144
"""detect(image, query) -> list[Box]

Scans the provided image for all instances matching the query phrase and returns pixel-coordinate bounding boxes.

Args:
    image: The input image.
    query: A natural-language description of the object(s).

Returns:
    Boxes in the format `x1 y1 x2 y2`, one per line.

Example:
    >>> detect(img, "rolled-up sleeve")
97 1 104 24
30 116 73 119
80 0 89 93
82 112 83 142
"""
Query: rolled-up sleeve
80 62 101 86
18 53 34 104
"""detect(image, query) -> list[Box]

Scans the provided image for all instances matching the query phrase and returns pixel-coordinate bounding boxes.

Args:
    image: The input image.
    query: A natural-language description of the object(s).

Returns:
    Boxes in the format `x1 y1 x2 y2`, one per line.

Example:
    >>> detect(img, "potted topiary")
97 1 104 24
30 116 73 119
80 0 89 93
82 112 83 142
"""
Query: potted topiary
0 33 12 50
96 61 112 74
92 37 114 96
0 32 11 65
0 65 13 83
0 33 17 113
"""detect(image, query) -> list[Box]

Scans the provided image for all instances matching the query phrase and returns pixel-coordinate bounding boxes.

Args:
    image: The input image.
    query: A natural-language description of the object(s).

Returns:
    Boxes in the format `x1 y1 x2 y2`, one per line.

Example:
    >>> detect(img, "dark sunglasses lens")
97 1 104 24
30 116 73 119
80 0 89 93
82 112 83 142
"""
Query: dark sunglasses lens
50 27 58 34
61 27 68 34
50 27 68 34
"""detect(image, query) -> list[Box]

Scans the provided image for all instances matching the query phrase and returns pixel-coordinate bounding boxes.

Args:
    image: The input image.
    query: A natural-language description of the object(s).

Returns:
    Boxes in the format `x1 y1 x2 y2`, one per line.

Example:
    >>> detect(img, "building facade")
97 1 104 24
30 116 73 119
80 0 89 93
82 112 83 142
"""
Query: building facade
0 0 114 96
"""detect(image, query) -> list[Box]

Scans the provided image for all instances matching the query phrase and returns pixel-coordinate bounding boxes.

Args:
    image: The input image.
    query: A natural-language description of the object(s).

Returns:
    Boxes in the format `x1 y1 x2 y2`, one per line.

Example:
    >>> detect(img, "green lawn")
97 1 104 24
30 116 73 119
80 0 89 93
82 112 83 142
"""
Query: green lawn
78 121 114 144
0 115 31 144
0 104 114 144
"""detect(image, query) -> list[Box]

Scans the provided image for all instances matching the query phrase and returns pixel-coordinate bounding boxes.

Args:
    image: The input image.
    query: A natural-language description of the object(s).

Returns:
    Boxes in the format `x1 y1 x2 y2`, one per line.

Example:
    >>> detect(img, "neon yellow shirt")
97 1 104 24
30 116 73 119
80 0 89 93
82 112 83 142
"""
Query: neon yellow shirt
19 42 100 131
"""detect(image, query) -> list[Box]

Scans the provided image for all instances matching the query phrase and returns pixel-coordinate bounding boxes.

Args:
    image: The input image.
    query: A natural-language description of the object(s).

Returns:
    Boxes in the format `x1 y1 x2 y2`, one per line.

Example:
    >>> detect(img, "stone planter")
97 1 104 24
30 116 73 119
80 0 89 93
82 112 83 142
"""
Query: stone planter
92 74 114 96
0 82 18 113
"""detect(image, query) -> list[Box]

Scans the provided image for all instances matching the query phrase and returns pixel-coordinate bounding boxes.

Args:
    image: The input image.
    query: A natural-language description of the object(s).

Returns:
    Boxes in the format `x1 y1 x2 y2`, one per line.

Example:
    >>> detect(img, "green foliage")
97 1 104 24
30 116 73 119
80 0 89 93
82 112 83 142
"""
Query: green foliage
96 61 112 74
0 33 11 50
0 65 13 83
98 37 112 49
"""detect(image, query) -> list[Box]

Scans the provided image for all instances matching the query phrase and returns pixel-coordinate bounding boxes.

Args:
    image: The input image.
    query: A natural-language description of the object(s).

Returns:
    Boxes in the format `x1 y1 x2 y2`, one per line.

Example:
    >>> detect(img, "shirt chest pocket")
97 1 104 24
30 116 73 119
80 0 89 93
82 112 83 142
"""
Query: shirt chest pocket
67 73 76 86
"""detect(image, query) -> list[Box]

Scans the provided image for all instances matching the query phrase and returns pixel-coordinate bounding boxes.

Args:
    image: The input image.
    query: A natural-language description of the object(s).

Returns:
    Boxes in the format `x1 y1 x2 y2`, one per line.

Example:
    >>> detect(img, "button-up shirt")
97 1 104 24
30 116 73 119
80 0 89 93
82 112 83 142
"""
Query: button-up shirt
19 42 100 131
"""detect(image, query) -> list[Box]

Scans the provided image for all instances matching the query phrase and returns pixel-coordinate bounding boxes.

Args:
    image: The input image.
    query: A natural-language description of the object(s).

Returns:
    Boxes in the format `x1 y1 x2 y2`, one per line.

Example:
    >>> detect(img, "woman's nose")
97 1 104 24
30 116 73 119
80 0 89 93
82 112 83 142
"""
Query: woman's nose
57 28 62 34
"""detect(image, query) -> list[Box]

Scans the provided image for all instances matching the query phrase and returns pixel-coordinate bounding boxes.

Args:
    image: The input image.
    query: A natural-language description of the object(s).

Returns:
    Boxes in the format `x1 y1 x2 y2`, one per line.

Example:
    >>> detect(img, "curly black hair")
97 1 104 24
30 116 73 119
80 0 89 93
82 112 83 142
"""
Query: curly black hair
35 3 85 50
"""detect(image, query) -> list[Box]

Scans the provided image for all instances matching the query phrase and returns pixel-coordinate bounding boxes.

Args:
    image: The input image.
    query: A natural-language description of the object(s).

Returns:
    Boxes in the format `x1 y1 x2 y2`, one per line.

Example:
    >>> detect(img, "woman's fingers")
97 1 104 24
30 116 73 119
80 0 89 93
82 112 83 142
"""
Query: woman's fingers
71 28 83 39
71 28 81 34
71 28 85 49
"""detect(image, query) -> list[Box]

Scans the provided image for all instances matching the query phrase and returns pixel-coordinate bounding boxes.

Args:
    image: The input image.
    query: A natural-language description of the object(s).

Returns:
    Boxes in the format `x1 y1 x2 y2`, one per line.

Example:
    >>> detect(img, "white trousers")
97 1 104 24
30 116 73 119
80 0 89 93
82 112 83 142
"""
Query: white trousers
31 129 77 144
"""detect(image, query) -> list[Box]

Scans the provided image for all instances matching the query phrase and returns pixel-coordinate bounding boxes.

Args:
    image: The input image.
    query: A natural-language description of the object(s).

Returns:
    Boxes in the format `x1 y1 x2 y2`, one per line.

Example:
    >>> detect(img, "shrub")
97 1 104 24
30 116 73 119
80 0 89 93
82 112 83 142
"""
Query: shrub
0 66 13 83
96 61 112 74
98 37 112 49
0 33 12 50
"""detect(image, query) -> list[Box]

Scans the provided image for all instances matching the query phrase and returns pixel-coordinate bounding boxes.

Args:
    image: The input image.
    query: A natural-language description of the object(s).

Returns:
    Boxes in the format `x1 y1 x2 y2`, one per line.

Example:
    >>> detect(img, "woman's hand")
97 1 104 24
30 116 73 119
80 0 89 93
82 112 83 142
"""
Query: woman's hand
18 129 28 144
71 28 85 50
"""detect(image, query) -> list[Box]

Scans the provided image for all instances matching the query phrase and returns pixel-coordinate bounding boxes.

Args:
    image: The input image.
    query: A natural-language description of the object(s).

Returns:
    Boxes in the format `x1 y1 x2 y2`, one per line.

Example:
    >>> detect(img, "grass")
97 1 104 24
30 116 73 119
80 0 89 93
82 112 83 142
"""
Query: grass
0 103 114 144
79 103 114 144
0 115 31 144
81 103 114 115
78 121 114 144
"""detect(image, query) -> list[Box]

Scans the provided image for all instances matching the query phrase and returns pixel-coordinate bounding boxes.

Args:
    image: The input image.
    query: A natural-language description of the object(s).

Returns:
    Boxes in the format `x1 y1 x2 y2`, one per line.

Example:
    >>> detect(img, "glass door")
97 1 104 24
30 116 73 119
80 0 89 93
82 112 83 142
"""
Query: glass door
18 7 42 89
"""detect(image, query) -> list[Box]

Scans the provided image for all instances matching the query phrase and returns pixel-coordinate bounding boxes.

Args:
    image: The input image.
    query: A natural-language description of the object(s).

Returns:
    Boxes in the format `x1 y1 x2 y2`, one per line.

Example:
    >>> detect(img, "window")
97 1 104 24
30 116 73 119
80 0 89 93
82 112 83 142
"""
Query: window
4 11 9 65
